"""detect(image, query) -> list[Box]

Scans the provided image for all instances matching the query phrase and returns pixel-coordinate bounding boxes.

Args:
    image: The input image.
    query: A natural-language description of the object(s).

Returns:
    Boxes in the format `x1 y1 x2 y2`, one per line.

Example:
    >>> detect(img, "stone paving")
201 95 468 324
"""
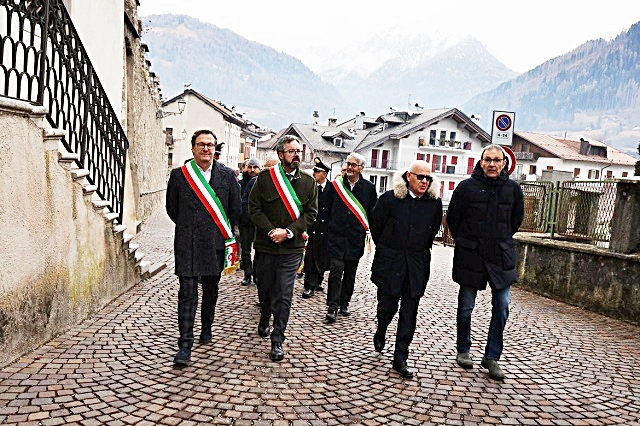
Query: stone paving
1 207 639 425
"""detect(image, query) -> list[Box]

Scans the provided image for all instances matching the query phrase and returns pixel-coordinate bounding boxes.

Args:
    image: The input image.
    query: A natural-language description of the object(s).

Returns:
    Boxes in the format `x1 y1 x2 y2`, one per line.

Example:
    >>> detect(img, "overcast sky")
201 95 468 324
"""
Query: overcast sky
138 1 639 73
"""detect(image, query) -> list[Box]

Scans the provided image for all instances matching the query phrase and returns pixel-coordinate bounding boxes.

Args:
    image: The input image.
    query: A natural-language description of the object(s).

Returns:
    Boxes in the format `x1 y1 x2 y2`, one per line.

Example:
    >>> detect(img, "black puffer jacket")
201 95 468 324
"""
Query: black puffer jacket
446 162 524 290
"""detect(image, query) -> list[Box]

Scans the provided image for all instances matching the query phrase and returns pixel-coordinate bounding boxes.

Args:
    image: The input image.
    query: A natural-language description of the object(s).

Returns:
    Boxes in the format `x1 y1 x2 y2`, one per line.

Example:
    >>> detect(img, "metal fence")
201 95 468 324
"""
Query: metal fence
0 0 129 224
437 180 619 248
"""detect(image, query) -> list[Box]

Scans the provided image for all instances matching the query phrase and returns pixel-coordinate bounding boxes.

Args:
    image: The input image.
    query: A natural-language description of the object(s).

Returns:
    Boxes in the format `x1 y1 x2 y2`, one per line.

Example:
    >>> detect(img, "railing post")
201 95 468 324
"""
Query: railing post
36 0 51 105
547 181 560 238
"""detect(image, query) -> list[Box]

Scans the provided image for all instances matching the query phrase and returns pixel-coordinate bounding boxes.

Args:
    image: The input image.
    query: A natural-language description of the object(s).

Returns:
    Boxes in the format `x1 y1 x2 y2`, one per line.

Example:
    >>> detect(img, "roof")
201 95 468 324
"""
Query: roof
516 131 636 166
284 123 369 154
163 89 245 127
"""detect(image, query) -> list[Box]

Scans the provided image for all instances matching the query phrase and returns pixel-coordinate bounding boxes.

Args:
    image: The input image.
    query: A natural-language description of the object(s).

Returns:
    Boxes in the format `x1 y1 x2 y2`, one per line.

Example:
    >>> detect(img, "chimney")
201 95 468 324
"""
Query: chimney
579 138 590 155
355 112 365 130
312 111 319 125
328 117 337 127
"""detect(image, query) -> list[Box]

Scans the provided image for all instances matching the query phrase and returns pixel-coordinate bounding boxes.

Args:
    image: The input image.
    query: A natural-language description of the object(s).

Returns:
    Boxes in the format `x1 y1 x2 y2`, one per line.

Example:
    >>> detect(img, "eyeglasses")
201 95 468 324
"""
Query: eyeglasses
284 149 302 155
409 172 433 182
195 142 216 150
482 158 504 164
345 161 362 168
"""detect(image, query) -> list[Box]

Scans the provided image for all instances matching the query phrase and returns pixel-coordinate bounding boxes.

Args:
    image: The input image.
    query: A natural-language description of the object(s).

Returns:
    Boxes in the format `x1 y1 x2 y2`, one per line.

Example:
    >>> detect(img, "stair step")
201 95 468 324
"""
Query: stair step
92 200 110 210
103 212 119 222
83 185 98 196
134 251 145 263
113 225 127 234
122 232 134 244
148 262 167 277
128 243 140 254
139 260 151 274
70 168 90 180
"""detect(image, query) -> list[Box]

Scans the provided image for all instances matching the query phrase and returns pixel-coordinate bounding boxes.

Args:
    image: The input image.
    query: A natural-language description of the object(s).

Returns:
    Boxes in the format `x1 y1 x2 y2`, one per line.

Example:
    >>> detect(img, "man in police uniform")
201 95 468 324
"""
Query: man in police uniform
302 158 331 299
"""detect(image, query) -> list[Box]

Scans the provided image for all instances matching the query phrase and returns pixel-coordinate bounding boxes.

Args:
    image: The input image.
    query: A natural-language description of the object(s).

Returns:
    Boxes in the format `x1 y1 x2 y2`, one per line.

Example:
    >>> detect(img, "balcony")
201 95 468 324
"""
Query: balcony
515 152 539 161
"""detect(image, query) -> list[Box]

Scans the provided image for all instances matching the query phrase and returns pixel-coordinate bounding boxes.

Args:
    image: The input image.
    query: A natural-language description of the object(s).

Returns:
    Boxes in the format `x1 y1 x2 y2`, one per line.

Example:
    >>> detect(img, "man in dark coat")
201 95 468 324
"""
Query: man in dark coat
325 152 378 323
166 130 241 366
446 144 524 381
238 158 262 286
370 161 443 379
301 158 331 299
249 135 317 361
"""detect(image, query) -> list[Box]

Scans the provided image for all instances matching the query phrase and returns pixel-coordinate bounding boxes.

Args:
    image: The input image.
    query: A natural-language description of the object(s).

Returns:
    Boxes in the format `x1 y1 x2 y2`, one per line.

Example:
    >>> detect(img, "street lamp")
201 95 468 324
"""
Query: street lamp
156 97 186 119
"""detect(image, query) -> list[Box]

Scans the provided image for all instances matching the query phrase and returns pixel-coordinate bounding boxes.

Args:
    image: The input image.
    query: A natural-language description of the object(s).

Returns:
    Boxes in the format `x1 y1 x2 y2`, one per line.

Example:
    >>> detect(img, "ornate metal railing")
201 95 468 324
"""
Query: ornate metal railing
0 0 128 223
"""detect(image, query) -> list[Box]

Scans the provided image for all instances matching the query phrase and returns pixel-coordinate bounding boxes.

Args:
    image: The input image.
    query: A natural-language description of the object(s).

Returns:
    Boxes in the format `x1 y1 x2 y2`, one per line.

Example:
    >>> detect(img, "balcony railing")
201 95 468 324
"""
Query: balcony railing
0 0 129 223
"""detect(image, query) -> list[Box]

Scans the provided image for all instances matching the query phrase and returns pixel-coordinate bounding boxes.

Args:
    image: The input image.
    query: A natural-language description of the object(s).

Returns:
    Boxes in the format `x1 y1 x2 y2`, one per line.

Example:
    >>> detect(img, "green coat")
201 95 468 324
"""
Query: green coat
248 166 318 255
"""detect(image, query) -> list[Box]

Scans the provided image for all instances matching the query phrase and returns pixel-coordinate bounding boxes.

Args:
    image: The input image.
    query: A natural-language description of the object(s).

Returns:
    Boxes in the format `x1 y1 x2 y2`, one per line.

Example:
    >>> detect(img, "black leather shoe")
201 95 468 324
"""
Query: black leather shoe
326 309 337 323
258 324 270 338
302 289 314 299
270 342 285 361
373 328 385 352
392 360 414 379
199 330 212 344
173 348 191 366
339 306 351 316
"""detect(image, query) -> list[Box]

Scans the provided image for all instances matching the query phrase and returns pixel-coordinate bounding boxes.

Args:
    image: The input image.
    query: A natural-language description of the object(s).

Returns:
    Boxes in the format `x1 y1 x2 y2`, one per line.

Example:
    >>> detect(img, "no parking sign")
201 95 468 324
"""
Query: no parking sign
491 111 515 146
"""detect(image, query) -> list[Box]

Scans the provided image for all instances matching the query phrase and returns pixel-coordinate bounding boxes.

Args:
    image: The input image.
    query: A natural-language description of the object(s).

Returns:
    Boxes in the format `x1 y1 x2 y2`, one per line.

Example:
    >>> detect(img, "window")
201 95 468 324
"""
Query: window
370 175 377 187
381 150 389 169
439 130 446 140
574 168 580 178
467 158 475 174
623 172 629 177
450 131 456 141
451 156 458 165
334 137 343 147
446 165 456 174
379 176 388 193
588 169 599 179
529 165 537 175
416 153 425 160
371 149 379 168
463 141 472 150
449 181 455 190
432 155 442 173
429 130 437 145
606 170 613 179
546 165 554 170
418 136 427 147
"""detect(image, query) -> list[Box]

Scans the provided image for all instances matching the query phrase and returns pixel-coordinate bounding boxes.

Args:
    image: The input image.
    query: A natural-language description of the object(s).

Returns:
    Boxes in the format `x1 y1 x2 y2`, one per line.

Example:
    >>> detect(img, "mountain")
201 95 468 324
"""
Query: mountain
463 21 640 155
141 14 349 130
320 34 519 114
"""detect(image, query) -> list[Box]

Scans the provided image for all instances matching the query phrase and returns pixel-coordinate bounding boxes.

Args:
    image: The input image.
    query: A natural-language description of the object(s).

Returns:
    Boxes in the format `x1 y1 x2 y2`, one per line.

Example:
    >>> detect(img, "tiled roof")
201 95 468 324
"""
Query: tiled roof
516 131 636 166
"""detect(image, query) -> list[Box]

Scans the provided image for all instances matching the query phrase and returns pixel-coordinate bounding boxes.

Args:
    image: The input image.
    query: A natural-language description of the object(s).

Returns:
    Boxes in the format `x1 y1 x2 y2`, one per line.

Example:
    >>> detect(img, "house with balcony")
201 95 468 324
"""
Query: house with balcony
513 132 636 181
263 108 490 205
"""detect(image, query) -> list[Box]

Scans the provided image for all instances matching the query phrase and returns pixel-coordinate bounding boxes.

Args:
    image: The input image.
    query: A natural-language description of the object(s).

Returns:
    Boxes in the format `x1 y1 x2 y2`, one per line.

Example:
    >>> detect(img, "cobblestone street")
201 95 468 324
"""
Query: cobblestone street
1 207 639 425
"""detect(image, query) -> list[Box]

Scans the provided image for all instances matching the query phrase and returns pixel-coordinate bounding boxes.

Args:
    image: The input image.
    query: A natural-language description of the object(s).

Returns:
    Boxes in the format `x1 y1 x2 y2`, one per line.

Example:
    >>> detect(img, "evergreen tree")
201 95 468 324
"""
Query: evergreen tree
635 142 640 176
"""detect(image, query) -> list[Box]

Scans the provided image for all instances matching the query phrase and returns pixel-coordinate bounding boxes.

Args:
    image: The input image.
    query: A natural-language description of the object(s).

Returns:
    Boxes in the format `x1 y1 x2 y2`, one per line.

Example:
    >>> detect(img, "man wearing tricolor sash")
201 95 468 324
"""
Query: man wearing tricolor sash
166 130 241 366
325 152 378 323
249 135 317 361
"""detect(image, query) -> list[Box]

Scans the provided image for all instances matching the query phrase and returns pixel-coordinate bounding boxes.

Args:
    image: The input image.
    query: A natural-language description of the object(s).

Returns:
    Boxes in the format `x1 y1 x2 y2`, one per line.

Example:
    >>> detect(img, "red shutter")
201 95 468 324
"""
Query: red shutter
432 155 437 173
439 181 444 198
467 158 475 174
443 155 447 172
449 181 455 190
451 156 458 165
426 154 431 162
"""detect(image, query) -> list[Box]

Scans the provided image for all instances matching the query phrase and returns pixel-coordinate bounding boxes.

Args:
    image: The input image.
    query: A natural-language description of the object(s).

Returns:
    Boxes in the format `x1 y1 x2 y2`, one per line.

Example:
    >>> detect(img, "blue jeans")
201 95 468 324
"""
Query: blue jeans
456 285 511 360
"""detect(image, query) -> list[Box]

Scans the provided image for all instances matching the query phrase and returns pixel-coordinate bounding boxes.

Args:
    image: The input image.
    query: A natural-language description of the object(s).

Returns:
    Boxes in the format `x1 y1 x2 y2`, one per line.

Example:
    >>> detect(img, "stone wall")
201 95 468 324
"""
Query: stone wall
0 101 140 367
515 234 640 325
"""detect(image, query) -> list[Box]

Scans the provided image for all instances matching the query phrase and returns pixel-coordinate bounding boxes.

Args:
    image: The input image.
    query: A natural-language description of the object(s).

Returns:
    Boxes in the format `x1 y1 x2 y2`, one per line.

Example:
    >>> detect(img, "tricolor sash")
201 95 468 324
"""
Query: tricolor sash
181 160 239 274
332 176 372 252
269 164 309 241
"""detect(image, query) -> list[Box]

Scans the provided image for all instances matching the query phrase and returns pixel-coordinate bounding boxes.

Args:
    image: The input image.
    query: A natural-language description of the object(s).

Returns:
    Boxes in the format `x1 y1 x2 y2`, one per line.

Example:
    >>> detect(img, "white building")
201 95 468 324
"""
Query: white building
513 132 636 181
161 88 246 169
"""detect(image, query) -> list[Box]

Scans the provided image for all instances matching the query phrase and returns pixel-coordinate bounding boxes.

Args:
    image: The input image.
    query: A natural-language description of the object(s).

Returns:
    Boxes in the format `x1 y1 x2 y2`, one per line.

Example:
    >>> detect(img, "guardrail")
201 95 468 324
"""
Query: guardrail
0 0 128 224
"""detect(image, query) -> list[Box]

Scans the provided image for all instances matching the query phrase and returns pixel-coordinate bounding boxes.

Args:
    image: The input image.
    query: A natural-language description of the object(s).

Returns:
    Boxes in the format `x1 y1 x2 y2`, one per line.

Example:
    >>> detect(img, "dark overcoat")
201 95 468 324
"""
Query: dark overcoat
166 160 241 276
370 172 443 299
327 177 378 260
303 181 332 273
446 162 524 290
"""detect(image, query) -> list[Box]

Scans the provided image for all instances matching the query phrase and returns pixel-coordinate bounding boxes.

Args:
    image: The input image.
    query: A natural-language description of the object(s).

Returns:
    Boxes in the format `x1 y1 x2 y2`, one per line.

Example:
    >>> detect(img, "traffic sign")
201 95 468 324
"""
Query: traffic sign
491 110 515 146
503 146 517 175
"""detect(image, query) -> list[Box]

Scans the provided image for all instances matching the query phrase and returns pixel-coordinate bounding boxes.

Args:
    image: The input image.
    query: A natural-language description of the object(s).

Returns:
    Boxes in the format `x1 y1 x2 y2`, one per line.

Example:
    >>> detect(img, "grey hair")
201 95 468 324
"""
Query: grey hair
275 135 301 153
346 152 366 167
481 144 507 160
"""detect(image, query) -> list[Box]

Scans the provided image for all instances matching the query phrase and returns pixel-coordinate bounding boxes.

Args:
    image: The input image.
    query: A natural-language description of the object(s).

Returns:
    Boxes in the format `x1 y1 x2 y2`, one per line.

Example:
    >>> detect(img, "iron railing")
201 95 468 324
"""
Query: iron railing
0 0 128 223
439 180 619 248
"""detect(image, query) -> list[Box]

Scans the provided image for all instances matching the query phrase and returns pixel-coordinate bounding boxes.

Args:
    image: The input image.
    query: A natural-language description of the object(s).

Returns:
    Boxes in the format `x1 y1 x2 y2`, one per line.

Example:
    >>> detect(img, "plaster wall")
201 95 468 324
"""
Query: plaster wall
0 102 139 367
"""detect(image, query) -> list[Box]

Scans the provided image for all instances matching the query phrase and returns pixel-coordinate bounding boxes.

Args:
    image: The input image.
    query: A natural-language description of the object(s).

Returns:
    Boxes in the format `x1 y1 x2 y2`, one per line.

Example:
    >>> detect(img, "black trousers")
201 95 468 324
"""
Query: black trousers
376 279 421 363
254 251 302 344
303 268 325 291
239 224 255 277
326 257 359 311
177 274 221 350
